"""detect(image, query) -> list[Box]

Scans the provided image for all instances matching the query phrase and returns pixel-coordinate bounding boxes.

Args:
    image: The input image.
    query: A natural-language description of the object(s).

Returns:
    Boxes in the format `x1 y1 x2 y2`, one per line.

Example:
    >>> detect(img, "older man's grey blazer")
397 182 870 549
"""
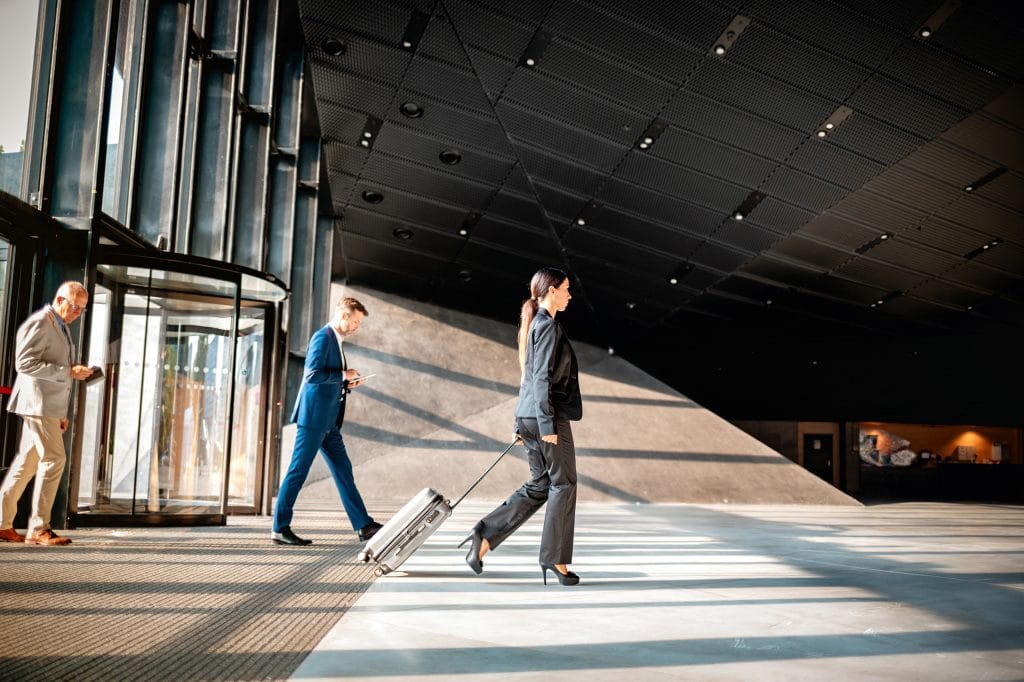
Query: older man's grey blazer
7 305 75 419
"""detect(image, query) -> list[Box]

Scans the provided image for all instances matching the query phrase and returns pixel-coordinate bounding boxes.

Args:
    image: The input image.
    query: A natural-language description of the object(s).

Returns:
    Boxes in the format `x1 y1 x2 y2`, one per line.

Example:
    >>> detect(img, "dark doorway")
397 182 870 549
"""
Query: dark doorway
803 433 834 484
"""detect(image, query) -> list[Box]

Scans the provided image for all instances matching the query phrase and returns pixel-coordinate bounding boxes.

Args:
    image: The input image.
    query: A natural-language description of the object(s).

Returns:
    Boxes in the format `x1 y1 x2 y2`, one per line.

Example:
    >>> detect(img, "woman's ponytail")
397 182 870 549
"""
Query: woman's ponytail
517 267 568 375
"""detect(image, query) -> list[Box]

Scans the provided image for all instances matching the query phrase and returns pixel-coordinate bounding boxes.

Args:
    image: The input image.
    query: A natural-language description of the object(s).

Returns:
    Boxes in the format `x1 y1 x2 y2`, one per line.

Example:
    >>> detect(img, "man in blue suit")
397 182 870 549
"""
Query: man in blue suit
271 297 382 546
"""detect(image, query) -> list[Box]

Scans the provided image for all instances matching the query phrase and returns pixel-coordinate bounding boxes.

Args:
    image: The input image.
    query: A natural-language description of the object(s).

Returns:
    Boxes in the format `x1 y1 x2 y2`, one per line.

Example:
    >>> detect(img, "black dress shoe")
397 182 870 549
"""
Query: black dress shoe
272 527 312 546
357 521 383 542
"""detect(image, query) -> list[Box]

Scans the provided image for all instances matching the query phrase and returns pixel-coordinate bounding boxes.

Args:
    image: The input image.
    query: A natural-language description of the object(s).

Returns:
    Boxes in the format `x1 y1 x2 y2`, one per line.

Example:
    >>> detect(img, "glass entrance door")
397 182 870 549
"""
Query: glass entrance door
76 267 261 521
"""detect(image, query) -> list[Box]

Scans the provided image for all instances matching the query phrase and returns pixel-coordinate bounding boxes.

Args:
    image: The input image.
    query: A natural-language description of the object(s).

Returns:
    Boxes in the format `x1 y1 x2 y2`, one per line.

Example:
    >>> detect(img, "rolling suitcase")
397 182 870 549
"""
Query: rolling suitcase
357 440 518 576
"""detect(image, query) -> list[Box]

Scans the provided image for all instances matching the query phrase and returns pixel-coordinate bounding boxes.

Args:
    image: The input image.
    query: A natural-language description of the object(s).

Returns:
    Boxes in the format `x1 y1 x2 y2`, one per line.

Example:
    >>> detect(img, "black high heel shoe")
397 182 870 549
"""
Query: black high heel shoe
541 563 580 586
458 525 484 575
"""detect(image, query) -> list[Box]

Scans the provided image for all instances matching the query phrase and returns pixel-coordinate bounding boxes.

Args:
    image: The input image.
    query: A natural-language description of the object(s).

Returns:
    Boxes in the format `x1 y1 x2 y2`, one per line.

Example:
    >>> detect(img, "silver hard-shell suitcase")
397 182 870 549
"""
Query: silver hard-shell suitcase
358 440 517 576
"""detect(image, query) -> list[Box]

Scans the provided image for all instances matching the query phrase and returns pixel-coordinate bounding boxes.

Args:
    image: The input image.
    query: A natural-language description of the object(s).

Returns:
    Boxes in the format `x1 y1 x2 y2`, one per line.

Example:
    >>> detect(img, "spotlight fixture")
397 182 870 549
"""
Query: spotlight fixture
709 15 750 56
625 301 637 311
439 149 462 165
359 115 383 149
915 0 961 40
667 262 694 285
869 291 902 308
519 29 552 68
856 232 895 254
963 166 1006 194
361 190 384 204
391 226 414 241
635 119 667 151
400 10 430 51
459 211 480 238
399 102 423 118
730 190 765 222
814 105 853 139
321 37 346 56
573 200 601 231
964 238 1003 260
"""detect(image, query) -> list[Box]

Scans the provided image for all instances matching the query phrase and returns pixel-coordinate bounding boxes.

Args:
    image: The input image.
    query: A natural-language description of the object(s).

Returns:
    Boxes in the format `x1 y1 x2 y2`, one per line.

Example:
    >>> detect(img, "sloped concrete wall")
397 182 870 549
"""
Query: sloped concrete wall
291 285 858 506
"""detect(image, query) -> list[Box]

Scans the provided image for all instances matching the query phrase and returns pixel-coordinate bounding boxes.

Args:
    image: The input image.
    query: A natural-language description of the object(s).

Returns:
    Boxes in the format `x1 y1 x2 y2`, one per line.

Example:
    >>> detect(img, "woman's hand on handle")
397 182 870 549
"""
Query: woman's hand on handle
541 434 558 445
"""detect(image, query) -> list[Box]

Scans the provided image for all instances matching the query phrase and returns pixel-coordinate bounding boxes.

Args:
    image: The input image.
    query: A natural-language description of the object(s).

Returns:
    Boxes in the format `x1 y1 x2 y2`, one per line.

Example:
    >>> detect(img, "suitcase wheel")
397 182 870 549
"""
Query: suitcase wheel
373 567 384 577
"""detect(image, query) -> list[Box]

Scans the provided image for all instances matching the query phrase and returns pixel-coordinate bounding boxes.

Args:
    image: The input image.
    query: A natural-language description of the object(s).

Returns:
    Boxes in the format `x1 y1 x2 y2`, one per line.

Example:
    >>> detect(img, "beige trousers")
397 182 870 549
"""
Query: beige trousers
0 416 67 535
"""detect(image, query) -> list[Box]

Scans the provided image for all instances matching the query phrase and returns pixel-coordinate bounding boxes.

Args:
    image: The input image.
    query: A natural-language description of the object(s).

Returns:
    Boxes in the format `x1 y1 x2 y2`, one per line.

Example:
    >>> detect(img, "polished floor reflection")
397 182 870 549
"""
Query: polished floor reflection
297 501 1024 681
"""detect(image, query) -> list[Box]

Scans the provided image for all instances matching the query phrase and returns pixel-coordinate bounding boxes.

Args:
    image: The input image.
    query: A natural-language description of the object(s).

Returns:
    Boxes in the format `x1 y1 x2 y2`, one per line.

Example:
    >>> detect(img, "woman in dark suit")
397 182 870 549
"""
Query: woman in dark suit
460 267 583 585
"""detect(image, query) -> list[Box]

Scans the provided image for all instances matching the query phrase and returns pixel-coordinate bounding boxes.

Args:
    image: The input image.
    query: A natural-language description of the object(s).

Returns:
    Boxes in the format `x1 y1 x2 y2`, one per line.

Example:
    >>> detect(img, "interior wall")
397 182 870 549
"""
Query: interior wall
860 422 1021 464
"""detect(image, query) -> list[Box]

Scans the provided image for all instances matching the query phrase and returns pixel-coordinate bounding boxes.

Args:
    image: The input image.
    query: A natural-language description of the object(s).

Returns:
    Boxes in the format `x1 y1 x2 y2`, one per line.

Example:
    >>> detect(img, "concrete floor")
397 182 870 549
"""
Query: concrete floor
293 501 1024 681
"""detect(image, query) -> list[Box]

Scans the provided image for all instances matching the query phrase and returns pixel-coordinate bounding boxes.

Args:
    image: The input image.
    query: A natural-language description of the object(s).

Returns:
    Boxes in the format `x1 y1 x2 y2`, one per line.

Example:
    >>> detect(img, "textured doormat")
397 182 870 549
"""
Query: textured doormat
0 510 377 681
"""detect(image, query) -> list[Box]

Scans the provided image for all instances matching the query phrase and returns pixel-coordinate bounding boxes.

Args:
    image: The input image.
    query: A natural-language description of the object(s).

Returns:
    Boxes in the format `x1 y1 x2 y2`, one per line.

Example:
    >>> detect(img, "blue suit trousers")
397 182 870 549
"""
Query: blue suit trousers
273 424 373 532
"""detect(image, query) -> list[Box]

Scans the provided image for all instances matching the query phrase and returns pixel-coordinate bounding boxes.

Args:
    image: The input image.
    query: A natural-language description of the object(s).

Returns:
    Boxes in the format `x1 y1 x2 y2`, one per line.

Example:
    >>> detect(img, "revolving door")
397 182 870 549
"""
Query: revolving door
72 254 285 524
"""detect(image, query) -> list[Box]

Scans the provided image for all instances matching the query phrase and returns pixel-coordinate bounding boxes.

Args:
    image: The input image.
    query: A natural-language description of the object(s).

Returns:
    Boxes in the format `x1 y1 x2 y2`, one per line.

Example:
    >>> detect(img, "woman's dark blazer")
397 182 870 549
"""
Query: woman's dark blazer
514 307 582 437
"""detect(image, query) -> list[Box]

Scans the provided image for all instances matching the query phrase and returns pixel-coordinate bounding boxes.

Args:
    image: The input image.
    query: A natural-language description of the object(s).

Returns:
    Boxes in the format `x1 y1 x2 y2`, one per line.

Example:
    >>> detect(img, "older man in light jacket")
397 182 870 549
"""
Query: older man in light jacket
1 281 94 545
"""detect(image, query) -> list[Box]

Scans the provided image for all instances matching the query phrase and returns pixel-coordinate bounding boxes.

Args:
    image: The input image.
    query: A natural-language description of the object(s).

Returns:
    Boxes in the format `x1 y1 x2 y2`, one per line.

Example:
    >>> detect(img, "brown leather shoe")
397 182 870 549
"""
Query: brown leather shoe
25 529 71 546
0 527 25 543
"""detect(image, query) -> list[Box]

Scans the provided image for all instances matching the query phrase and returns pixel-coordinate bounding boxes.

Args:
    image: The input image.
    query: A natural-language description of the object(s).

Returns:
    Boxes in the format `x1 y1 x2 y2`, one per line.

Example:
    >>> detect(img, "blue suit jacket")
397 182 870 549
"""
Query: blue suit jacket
291 325 350 431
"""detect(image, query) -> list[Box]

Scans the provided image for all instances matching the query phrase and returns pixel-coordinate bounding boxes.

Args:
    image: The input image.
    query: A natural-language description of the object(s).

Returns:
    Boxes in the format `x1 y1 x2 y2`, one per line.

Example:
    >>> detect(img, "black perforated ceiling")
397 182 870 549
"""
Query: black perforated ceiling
298 0 1023 352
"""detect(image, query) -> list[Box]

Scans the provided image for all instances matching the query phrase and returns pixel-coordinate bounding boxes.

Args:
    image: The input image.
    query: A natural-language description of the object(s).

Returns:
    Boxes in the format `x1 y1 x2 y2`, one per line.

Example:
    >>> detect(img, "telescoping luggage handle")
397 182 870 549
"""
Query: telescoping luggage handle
450 439 519 509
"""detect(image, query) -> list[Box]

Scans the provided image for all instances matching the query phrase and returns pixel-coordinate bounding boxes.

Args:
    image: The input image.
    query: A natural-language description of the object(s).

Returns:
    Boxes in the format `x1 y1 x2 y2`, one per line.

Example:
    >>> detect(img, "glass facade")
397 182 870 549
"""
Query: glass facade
0 0 329 527
0 1 39 197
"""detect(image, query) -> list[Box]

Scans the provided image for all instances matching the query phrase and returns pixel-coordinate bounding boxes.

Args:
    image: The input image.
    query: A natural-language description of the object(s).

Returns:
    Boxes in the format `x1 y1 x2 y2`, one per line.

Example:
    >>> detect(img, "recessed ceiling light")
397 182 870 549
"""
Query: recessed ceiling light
766 299 773 305
964 185 974 192
668 277 678 285
525 58 536 67
439 149 462 165
639 142 649 149
361 190 383 204
643 137 653 144
359 140 369 147
816 130 827 138
626 302 637 310
391 226 414 240
402 40 412 48
714 44 726 55
733 211 744 220
825 123 834 129
880 234 889 240
919 27 932 38
458 228 468 236
400 102 423 118
966 305 974 311
457 269 473 282
576 218 585 226
363 131 372 138
321 38 346 56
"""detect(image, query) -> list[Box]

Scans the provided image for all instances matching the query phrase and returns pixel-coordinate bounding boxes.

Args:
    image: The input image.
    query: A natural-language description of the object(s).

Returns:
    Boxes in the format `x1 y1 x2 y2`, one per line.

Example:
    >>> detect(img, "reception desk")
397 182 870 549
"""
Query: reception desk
858 463 1024 502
